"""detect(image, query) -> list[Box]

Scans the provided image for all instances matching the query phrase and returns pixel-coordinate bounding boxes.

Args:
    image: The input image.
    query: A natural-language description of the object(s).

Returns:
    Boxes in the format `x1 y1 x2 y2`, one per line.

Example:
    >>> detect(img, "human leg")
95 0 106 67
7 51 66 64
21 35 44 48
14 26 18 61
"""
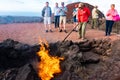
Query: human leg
91 19 94 29
105 20 109 36
94 18 97 29
44 17 48 32
78 22 82 38
54 16 57 28
48 17 52 32
57 16 60 28
96 18 99 29
59 16 63 32
73 17 78 32
108 21 114 35
81 22 87 39
63 16 66 30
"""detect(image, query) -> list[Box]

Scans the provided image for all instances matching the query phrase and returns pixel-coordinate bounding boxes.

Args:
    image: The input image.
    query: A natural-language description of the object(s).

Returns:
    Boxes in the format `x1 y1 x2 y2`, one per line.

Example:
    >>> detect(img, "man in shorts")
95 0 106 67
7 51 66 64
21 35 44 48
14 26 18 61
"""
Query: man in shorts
42 2 52 33
59 2 68 33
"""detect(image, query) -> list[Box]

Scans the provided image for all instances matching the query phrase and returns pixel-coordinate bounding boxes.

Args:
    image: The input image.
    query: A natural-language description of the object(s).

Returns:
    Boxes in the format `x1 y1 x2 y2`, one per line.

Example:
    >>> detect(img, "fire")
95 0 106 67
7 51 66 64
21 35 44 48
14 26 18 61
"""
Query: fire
37 42 63 80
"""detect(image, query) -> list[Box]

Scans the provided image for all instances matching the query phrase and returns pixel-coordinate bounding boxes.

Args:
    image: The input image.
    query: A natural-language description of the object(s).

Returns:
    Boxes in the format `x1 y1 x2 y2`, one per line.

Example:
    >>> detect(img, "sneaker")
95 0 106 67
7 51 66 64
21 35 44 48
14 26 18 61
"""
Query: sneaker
75 30 78 32
64 30 67 33
80 38 87 42
73 29 78 32
73 29 76 31
50 29 53 32
45 30 48 33
59 29 62 32
78 37 81 39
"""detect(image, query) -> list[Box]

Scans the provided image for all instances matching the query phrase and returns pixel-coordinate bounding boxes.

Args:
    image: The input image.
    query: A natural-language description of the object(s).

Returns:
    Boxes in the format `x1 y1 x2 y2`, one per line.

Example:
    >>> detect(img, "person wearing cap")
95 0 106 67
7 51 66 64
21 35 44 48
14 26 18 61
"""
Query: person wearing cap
42 2 52 33
77 3 90 40
91 5 99 29
59 2 68 33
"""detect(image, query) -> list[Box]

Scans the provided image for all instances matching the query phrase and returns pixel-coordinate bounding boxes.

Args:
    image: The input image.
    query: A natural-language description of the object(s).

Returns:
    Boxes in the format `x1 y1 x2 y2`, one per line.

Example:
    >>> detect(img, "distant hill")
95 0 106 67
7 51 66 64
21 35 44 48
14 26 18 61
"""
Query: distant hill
0 16 43 24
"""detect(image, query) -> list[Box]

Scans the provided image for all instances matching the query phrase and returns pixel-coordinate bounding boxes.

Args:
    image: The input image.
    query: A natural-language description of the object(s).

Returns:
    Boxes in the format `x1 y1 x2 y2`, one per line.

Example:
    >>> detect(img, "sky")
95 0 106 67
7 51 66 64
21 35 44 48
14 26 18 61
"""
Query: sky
0 0 120 16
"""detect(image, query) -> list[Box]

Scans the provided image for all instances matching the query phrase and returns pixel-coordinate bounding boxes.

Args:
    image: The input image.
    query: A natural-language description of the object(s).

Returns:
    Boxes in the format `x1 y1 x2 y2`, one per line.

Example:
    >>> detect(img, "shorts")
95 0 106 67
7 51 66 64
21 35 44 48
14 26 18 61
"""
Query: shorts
60 16 66 24
44 17 51 24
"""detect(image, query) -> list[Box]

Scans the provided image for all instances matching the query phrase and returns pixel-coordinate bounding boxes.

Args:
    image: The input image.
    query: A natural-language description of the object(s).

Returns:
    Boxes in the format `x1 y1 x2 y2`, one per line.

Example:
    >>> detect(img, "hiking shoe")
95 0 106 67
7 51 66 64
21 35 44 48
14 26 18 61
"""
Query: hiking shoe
75 30 78 32
73 29 76 31
45 30 48 33
64 30 67 33
73 29 78 32
50 29 53 32
78 37 81 39
59 29 62 32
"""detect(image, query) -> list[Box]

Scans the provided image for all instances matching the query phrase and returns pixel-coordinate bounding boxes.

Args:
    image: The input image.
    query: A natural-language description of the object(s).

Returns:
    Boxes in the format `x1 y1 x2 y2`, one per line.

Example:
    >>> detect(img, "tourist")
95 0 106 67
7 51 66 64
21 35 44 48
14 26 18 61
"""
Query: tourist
77 3 90 40
105 4 118 36
72 4 78 32
42 2 52 33
54 2 60 30
59 2 68 33
91 5 99 29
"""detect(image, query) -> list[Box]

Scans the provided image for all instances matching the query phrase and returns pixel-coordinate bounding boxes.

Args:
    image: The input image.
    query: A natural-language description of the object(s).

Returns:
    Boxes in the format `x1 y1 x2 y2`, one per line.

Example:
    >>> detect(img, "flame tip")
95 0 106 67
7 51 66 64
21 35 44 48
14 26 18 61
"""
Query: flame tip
37 41 63 80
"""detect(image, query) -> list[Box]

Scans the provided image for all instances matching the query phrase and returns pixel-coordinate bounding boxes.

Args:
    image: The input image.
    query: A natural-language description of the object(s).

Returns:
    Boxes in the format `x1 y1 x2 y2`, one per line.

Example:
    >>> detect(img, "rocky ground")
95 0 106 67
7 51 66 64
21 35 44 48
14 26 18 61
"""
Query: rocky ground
0 38 120 80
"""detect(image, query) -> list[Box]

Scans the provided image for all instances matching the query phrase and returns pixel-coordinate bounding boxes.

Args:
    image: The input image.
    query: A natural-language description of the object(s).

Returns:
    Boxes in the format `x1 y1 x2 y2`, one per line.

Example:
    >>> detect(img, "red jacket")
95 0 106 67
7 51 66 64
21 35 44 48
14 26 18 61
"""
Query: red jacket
77 7 90 22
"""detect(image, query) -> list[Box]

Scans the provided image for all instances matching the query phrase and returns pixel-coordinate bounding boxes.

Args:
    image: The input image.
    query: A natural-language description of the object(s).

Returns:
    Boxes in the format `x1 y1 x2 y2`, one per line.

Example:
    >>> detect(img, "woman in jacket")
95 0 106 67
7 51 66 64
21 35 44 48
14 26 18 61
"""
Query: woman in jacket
105 4 118 36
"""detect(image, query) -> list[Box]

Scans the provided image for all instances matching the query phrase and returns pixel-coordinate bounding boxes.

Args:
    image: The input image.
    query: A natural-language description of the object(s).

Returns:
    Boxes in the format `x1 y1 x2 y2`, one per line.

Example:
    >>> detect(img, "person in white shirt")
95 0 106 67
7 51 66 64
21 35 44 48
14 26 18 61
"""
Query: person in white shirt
91 5 99 29
54 3 60 30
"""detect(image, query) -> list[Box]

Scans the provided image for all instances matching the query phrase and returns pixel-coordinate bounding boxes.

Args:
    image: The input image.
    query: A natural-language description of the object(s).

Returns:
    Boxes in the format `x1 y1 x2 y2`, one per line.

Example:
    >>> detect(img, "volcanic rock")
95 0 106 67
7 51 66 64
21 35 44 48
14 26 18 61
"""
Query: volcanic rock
81 52 100 65
0 38 120 80
0 39 37 69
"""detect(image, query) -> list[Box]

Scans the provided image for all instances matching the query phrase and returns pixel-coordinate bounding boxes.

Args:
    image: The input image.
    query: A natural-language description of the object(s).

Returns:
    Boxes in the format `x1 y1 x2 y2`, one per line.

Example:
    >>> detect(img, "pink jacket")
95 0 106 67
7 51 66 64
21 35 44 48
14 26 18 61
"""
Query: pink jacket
106 9 118 21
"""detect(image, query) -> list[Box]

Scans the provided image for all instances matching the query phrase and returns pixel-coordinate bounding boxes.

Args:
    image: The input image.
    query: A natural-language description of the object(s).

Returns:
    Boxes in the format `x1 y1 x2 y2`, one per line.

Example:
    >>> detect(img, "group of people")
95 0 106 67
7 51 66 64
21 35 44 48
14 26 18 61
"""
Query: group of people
42 2 120 41
91 4 120 36
42 2 67 33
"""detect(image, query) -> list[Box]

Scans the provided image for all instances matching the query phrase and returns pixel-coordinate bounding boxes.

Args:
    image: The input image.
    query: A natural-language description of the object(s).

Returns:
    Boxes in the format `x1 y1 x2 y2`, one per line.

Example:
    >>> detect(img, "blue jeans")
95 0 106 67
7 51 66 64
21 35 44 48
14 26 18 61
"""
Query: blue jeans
54 16 60 28
105 20 114 36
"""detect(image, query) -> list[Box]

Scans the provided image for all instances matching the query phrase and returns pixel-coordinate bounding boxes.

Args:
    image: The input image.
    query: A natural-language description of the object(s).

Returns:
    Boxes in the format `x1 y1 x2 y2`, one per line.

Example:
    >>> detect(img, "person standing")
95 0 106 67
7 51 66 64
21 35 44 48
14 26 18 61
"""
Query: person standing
54 3 60 30
91 5 99 29
59 2 68 33
105 4 118 36
42 2 52 33
72 4 78 32
77 3 90 40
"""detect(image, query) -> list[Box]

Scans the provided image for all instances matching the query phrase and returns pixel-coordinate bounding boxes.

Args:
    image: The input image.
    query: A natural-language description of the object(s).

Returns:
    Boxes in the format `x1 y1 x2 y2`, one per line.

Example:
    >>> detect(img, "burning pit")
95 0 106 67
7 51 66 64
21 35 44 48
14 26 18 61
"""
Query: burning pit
0 38 120 80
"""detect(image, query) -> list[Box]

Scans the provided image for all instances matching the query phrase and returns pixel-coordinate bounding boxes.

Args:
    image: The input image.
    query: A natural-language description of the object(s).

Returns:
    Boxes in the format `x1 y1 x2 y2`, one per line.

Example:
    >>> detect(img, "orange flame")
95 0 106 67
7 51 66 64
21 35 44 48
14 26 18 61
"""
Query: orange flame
37 42 63 80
